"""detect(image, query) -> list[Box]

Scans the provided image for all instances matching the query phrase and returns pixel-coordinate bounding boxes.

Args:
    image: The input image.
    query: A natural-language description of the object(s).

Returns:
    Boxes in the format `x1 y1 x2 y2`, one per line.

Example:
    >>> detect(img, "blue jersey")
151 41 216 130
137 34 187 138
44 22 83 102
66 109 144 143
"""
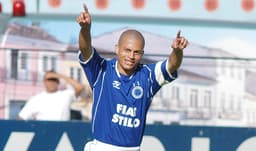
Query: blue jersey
79 49 177 147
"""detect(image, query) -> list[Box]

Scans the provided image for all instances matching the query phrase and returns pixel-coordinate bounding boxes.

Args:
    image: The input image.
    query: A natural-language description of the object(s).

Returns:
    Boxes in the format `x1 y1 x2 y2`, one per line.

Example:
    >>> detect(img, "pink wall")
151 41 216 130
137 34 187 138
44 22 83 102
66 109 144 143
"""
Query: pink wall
0 82 44 118
0 49 44 119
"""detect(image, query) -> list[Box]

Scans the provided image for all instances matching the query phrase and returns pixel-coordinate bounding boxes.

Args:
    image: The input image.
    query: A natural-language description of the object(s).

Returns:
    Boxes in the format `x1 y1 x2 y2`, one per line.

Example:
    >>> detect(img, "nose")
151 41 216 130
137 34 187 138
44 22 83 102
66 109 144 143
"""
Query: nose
128 51 135 59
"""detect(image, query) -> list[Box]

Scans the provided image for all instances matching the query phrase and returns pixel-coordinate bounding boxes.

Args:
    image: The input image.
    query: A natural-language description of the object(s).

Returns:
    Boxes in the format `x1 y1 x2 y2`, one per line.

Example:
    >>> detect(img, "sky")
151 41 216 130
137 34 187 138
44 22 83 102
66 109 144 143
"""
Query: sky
38 20 256 59
2 0 256 59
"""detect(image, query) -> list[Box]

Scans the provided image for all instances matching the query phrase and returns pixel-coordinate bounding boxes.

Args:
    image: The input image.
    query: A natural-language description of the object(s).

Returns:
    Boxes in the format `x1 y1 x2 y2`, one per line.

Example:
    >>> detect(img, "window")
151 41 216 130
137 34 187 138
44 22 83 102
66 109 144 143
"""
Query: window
18 52 29 80
51 56 56 71
70 67 82 83
172 86 179 99
42 56 57 71
77 68 82 82
190 89 198 108
43 56 48 71
70 67 74 79
204 91 211 108
9 100 26 120
20 53 28 70
11 49 18 79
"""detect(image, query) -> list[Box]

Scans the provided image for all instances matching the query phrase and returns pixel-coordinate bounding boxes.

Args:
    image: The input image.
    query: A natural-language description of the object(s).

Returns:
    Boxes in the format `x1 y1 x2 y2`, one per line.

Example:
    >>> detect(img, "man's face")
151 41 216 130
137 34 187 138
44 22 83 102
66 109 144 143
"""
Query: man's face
44 72 59 93
116 38 144 75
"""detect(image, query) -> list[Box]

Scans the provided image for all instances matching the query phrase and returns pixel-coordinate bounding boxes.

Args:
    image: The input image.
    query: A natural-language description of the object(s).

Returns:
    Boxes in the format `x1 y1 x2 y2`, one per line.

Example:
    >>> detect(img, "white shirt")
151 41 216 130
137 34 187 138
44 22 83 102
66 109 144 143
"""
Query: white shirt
19 87 76 121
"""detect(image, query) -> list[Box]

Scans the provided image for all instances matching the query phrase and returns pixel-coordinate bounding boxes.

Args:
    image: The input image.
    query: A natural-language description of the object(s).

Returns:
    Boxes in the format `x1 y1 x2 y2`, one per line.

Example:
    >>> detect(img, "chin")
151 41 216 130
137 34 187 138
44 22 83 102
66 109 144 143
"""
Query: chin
124 65 134 70
124 67 137 73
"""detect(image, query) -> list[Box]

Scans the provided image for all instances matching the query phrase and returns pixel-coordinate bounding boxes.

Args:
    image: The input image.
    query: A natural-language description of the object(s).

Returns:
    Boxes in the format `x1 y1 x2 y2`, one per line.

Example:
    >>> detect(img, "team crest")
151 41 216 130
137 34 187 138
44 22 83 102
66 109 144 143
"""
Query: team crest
131 85 143 99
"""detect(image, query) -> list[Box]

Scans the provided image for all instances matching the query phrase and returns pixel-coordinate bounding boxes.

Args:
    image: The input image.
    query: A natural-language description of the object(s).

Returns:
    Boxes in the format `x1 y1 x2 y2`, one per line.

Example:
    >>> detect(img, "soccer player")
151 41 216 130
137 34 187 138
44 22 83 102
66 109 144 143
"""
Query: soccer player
77 4 188 151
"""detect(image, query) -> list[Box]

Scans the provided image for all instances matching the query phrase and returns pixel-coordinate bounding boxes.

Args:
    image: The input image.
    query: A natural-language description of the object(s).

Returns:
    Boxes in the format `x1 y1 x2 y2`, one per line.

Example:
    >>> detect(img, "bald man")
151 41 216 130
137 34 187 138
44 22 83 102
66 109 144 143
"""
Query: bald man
77 4 188 151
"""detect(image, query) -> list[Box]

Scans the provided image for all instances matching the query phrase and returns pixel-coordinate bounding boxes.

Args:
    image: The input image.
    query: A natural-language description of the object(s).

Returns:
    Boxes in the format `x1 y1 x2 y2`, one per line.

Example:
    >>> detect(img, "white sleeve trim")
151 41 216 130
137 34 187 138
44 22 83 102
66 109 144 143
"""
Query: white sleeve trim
155 61 166 86
78 48 95 65
166 59 177 80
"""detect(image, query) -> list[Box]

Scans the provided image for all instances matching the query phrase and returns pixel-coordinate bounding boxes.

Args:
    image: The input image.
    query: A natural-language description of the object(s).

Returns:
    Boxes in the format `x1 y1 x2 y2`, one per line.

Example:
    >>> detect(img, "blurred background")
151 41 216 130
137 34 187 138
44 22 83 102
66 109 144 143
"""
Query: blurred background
1 0 256 127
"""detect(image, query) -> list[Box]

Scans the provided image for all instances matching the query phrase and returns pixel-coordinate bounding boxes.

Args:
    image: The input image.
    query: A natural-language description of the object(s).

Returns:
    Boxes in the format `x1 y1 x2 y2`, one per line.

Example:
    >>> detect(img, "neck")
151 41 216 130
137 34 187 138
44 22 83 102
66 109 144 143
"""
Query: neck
46 89 58 93
116 63 136 76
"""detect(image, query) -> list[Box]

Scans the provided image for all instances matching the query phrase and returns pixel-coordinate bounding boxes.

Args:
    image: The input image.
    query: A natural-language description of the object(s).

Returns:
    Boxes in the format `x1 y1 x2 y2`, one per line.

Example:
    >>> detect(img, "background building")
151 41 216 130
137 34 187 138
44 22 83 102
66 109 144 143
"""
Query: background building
0 0 256 126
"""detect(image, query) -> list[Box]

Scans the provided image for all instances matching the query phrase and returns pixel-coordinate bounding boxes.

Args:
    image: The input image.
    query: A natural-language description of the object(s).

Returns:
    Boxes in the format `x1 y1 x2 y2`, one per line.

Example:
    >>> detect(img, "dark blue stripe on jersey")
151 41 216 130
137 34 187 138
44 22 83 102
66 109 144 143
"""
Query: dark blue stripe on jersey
161 60 178 82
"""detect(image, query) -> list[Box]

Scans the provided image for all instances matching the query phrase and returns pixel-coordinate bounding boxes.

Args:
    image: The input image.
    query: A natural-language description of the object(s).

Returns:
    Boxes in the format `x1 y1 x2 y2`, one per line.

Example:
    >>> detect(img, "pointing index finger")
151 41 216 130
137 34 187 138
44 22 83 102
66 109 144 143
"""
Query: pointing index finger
177 30 181 38
83 4 88 13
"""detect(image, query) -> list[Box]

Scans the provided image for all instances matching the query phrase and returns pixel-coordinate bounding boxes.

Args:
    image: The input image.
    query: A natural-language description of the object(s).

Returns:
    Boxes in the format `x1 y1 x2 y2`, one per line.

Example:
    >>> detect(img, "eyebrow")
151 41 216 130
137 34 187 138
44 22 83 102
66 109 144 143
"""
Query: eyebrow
125 48 144 53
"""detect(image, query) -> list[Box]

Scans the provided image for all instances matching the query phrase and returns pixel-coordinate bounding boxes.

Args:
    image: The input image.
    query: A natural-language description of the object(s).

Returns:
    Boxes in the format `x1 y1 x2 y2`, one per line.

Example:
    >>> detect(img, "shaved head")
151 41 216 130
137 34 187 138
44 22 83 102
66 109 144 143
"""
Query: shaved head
115 29 145 75
118 29 145 49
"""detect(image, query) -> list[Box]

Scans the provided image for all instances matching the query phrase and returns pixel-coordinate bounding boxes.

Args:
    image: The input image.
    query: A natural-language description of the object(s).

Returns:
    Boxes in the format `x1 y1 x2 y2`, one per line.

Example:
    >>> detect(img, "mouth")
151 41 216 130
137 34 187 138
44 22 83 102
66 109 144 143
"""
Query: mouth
125 60 135 66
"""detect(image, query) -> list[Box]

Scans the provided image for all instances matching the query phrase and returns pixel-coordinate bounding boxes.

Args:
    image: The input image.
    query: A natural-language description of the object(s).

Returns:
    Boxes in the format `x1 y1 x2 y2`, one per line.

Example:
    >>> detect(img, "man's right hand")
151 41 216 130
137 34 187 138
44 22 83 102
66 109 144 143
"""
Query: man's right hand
77 4 91 30
77 4 93 61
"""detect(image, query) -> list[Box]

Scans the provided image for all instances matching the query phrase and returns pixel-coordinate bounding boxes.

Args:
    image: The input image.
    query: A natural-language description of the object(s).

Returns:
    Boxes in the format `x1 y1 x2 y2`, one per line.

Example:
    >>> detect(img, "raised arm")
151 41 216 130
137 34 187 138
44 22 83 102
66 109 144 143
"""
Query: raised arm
77 4 92 61
168 31 188 73
57 73 84 97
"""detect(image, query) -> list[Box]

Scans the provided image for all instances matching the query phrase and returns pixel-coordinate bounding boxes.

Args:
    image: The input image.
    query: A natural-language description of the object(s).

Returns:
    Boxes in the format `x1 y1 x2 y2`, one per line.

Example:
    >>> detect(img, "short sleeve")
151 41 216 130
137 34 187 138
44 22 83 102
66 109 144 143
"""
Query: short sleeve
78 48 105 87
154 60 178 86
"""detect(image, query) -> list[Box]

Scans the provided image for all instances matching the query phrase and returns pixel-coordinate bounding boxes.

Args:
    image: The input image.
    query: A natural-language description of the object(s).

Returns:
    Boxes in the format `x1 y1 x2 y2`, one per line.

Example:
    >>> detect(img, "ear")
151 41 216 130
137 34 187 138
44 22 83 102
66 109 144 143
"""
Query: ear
115 44 119 54
141 50 144 56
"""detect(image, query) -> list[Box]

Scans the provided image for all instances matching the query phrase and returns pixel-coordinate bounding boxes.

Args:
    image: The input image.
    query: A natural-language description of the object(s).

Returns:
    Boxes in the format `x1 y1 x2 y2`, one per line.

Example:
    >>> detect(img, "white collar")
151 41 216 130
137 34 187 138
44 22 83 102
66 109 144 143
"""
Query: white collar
115 61 134 79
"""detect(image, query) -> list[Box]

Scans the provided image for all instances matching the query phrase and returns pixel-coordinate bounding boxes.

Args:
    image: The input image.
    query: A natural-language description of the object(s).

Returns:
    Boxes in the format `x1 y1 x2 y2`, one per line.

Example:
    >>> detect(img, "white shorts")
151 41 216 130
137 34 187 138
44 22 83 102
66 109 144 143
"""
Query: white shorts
84 139 140 151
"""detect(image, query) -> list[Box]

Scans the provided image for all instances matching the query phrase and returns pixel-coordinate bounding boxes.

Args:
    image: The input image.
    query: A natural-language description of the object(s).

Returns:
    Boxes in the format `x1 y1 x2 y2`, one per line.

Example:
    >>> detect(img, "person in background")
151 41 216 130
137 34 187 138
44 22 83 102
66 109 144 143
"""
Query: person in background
77 4 188 151
18 70 84 121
